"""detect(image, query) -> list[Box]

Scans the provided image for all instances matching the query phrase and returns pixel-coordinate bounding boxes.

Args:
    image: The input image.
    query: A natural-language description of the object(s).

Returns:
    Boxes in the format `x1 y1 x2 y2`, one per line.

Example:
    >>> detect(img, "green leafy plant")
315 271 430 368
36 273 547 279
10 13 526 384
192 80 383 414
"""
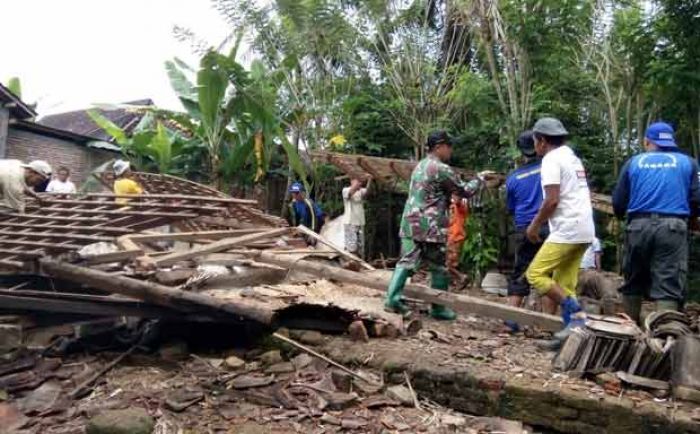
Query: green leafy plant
460 214 500 286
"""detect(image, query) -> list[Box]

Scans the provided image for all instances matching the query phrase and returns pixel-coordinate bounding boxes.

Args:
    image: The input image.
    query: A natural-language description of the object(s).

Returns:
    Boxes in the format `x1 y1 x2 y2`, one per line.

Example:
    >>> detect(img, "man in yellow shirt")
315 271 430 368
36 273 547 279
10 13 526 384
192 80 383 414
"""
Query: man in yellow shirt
112 160 144 204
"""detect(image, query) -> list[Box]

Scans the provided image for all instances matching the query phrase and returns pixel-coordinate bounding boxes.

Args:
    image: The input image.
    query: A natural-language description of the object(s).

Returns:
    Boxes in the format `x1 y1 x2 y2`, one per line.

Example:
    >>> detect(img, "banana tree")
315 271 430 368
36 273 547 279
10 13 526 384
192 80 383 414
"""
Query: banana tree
165 47 309 191
87 109 186 175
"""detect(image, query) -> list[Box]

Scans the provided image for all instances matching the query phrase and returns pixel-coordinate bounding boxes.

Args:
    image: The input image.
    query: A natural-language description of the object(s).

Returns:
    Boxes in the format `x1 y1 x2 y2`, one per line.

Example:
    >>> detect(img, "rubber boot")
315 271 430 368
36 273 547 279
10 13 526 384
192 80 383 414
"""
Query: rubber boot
655 299 679 313
384 267 411 316
429 270 457 321
622 295 643 324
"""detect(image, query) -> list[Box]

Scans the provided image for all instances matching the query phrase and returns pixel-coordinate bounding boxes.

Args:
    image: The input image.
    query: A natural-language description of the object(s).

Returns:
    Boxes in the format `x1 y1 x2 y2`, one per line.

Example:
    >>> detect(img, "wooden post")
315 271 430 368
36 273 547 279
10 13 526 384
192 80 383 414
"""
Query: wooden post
253 251 562 332
38 259 276 325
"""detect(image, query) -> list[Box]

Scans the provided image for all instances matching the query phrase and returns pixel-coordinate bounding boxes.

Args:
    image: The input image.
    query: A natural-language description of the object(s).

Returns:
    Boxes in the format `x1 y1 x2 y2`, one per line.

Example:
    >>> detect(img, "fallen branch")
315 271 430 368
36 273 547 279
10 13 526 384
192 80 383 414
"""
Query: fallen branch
404 371 421 410
69 344 138 399
272 332 381 387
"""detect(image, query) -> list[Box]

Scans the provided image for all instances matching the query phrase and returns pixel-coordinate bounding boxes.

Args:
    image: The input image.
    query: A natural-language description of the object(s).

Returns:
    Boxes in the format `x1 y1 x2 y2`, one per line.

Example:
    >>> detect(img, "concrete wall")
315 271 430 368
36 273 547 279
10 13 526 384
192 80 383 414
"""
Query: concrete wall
5 128 114 187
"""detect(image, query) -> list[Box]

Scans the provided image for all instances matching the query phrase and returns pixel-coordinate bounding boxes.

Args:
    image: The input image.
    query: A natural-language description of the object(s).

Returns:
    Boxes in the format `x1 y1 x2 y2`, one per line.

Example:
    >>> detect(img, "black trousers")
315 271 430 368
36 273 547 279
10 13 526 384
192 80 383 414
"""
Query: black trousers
508 226 549 297
621 216 688 303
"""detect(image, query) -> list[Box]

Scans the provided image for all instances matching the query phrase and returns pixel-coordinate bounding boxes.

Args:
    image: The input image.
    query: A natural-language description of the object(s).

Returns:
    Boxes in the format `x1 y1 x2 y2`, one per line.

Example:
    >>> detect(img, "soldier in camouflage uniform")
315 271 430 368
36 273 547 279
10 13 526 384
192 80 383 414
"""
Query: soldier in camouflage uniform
385 131 481 320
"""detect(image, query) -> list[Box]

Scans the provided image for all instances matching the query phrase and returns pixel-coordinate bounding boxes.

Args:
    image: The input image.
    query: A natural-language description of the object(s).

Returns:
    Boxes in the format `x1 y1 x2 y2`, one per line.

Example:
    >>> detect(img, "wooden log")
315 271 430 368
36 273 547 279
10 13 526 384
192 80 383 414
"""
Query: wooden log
253 251 563 332
0 292 192 319
38 259 275 325
295 225 375 271
153 228 291 266
81 250 144 265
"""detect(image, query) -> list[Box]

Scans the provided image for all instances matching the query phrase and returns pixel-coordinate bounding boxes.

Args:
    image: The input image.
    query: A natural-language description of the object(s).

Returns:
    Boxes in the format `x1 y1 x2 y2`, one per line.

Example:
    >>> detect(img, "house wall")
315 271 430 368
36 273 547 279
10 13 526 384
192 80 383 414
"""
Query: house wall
5 128 115 187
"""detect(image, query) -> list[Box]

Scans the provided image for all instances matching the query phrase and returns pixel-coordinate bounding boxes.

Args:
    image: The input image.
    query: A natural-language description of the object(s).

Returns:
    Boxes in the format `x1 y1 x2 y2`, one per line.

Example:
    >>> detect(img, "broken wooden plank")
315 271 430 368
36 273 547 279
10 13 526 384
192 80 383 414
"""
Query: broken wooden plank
0 230 113 243
126 229 264 243
0 222 132 234
74 193 258 205
295 225 375 271
81 250 145 265
153 228 291 266
0 239 83 250
252 251 563 331
0 292 190 319
41 199 226 213
38 259 276 325
2 214 109 223
23 207 199 219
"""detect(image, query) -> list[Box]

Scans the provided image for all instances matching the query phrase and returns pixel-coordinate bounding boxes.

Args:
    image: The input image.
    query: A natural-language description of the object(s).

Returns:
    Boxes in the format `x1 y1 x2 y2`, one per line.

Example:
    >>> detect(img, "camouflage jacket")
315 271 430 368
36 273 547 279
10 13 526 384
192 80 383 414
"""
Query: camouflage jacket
399 155 479 243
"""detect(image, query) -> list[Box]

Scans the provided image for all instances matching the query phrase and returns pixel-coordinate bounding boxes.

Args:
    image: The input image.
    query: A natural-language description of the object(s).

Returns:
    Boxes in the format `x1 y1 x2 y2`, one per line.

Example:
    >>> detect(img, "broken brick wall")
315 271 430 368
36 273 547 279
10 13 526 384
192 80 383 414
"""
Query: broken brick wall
5 128 115 187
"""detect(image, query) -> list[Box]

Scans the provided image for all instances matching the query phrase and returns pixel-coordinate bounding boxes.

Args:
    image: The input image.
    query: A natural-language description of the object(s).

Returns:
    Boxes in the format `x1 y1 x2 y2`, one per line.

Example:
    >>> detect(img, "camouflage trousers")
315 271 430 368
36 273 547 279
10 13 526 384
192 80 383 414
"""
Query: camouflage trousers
397 238 448 276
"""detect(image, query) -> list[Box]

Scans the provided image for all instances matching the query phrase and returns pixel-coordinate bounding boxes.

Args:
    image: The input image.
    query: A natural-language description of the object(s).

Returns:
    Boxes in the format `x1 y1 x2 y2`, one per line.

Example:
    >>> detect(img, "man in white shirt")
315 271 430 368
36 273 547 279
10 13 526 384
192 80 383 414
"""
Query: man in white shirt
524 117 595 334
46 167 77 194
0 159 52 214
342 177 371 258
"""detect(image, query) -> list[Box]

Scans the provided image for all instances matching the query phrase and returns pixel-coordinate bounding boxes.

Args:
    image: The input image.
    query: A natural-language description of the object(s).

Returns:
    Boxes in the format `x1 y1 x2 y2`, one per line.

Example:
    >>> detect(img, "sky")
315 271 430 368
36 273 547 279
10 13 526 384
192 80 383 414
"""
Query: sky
1 0 233 117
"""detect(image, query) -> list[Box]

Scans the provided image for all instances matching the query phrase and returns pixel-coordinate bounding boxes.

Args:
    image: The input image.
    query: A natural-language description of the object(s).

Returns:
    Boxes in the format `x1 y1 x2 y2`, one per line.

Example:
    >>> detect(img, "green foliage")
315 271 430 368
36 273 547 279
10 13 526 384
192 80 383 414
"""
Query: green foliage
460 214 499 285
87 109 187 175
6 77 22 98
460 191 503 284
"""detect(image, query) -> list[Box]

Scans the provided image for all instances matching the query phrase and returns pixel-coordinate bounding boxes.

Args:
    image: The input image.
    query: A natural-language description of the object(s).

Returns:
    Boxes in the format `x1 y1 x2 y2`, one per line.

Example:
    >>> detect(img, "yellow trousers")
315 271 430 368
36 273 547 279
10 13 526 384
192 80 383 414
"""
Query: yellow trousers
526 242 589 297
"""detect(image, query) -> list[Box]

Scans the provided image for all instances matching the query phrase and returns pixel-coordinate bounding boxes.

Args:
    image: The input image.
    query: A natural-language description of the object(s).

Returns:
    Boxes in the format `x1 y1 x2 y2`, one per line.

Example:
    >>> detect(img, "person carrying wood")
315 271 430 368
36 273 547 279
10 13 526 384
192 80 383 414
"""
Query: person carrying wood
384 131 486 320
288 182 326 245
113 159 145 205
0 159 52 215
612 122 700 323
524 118 594 337
342 177 371 258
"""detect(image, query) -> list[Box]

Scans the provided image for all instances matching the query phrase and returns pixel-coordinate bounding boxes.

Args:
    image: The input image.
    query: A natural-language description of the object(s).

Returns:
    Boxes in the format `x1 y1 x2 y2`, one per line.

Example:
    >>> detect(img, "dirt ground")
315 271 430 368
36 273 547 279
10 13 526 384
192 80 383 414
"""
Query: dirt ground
3 283 699 433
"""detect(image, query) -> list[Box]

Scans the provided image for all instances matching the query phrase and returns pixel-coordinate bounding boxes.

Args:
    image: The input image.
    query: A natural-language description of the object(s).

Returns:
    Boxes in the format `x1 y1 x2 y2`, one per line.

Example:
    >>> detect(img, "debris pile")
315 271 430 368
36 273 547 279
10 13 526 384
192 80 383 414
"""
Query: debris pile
554 311 700 401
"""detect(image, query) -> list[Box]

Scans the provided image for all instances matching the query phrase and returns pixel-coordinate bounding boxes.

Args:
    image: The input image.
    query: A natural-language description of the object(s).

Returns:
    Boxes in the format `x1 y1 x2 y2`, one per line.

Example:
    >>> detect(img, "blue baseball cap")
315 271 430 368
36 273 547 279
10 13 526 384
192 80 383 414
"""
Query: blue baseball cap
645 122 676 148
289 182 304 193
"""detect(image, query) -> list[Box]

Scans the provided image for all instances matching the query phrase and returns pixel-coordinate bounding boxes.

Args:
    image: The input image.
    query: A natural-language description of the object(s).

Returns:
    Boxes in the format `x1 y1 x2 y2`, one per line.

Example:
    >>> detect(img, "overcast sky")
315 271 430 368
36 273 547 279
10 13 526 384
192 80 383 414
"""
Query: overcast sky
1 0 234 117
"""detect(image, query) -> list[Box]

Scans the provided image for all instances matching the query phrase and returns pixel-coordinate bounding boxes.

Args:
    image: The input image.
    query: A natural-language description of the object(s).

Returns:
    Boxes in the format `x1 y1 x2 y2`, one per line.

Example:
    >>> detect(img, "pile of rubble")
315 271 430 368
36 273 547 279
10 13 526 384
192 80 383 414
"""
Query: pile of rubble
1 170 698 433
554 311 700 402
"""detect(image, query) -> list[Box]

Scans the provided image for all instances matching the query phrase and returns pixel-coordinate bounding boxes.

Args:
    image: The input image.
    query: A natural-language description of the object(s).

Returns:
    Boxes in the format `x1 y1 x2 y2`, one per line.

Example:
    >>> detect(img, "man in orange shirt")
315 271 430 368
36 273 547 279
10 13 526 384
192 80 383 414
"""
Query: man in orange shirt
447 194 469 286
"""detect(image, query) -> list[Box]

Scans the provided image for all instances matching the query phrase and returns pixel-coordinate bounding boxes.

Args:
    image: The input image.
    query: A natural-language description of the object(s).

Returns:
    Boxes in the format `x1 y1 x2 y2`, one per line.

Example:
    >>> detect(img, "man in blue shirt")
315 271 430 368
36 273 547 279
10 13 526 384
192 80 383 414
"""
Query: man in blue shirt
287 182 325 244
505 131 552 321
612 122 700 322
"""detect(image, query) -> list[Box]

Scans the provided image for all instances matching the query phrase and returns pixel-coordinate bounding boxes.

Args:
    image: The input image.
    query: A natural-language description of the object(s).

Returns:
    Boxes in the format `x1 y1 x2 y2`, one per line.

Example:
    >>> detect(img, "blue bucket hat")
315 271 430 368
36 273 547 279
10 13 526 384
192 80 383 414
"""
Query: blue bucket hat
645 122 676 148
289 182 304 193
